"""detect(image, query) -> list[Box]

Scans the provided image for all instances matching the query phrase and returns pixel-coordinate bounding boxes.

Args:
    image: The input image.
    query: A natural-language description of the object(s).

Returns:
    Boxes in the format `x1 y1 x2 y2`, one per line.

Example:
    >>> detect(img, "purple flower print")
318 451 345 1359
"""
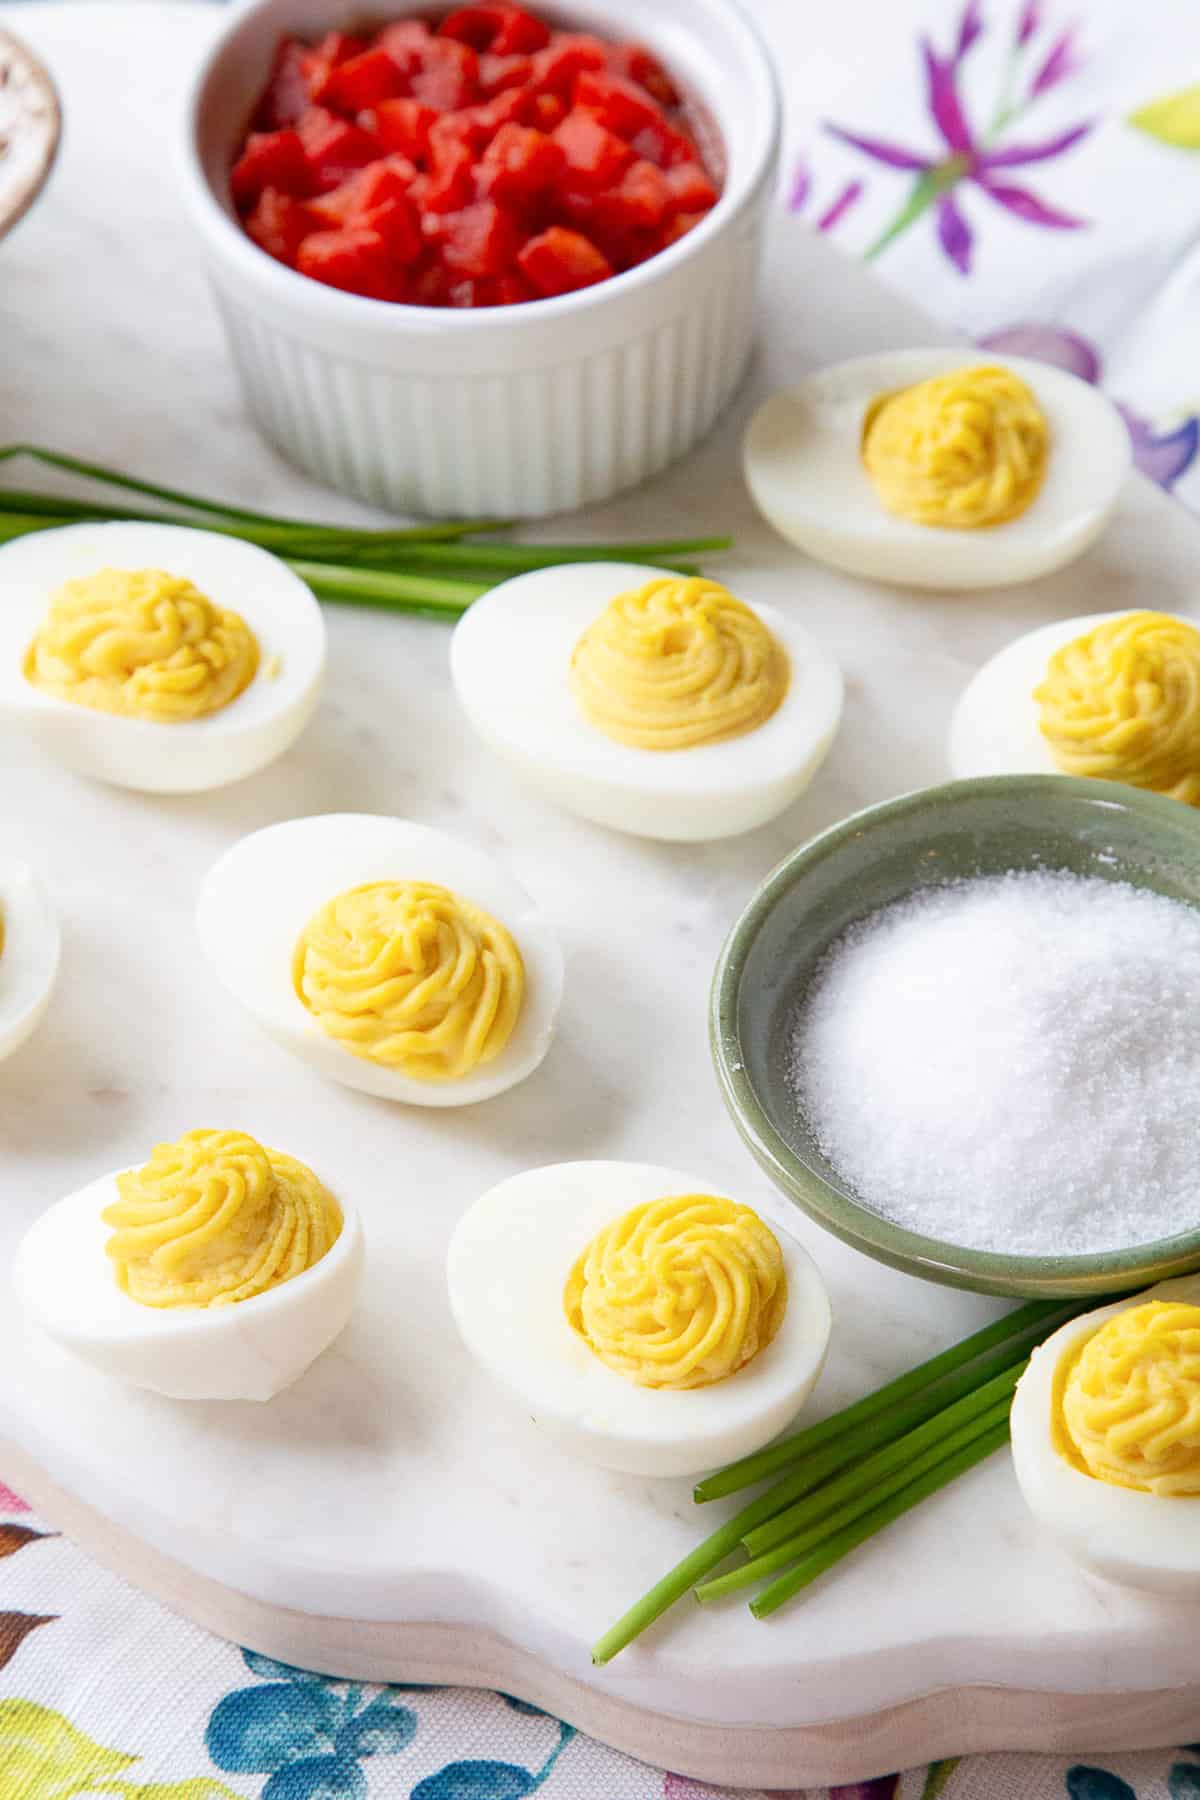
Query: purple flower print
0 1483 29 1516
814 0 1091 273
980 322 1200 492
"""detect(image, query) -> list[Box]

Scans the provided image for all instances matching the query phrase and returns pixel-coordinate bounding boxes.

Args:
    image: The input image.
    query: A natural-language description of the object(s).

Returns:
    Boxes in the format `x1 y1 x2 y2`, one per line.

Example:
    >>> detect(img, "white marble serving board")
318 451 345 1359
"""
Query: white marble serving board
3 4 1200 1787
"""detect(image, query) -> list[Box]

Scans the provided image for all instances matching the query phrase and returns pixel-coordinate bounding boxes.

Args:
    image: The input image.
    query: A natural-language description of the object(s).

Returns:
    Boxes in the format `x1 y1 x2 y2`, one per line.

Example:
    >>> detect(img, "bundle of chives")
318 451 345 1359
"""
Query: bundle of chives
590 1294 1096 1664
0 445 732 616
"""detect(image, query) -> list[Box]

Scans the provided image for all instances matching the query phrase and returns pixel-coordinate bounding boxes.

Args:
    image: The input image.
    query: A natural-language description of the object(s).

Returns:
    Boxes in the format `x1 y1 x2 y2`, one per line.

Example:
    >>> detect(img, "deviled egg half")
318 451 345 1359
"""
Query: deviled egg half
447 1161 832 1478
744 349 1130 590
950 609 1200 805
0 521 325 792
197 813 563 1107
1012 1276 1200 1593
14 1128 364 1401
0 860 60 1062
450 565 843 841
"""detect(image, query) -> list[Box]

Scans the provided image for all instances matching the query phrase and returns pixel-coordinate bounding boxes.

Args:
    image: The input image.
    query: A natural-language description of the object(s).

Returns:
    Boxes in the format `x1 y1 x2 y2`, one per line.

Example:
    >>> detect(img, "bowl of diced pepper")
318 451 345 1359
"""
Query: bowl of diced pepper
181 0 779 515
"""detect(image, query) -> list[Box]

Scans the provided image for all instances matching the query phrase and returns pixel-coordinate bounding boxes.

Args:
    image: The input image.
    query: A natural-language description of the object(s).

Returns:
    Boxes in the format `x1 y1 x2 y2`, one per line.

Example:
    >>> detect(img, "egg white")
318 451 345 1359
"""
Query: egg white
743 349 1131 591
1011 1274 1200 1594
0 861 60 1062
13 1168 364 1401
446 1160 833 1478
449 562 844 843
947 609 1197 786
196 813 564 1108
0 521 326 793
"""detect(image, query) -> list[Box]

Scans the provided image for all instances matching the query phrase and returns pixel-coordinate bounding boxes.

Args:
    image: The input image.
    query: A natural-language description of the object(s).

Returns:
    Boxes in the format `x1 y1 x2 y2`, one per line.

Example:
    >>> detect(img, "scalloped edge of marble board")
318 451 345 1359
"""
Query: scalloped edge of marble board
2 1435 1197 1790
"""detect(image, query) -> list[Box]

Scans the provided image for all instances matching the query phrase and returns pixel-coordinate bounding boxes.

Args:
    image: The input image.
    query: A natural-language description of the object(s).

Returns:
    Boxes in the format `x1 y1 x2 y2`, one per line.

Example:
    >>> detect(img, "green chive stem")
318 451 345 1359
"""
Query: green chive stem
693 1297 1080 1503
287 558 488 614
695 1395 1013 1603
749 1422 1011 1620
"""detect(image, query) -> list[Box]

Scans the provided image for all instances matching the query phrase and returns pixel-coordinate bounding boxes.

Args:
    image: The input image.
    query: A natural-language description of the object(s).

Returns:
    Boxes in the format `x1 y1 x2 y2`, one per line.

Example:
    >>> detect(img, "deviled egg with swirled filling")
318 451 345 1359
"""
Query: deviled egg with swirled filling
450 566 843 841
744 350 1130 589
14 1128 364 1400
0 860 60 1062
1012 1276 1200 1592
0 522 325 792
447 1161 832 1477
950 609 1200 803
196 813 563 1107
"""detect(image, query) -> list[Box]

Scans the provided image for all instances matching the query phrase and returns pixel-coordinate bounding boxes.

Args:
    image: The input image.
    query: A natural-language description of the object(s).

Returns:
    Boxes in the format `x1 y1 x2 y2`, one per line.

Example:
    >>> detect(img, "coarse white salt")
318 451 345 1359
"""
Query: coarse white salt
790 870 1200 1256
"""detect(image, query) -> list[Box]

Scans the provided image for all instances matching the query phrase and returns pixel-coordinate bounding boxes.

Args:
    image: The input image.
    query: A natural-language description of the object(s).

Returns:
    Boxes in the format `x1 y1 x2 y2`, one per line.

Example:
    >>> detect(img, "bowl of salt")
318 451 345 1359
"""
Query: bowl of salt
712 773 1200 1297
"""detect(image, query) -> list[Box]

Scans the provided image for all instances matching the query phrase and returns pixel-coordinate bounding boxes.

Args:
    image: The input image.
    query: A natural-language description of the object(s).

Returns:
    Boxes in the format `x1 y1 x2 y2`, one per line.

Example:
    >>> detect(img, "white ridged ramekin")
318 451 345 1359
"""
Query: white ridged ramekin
179 0 780 517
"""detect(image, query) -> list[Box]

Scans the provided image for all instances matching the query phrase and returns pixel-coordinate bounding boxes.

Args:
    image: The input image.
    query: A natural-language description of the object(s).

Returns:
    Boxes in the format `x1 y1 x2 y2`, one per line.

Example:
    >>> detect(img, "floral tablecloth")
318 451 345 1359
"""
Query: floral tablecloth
4 0 1200 1795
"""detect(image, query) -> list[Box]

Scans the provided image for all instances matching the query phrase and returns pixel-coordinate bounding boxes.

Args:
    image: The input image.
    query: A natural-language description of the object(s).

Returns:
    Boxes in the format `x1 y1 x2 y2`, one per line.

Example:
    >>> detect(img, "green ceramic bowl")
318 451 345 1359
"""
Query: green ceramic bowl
711 774 1200 1299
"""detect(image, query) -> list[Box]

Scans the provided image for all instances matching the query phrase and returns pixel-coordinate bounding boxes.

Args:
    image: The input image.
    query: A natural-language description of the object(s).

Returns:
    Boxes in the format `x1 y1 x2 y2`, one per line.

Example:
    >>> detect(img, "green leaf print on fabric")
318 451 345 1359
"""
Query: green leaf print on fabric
0 1699 242 1799
1130 86 1200 149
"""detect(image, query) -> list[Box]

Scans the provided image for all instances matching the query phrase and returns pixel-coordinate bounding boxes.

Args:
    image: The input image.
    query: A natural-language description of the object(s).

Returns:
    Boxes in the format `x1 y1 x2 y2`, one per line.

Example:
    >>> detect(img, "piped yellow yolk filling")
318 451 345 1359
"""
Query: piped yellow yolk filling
1052 1301 1200 1495
292 880 524 1083
564 1193 788 1391
103 1128 341 1309
861 365 1049 529
1035 611 1200 804
568 576 789 752
24 567 259 722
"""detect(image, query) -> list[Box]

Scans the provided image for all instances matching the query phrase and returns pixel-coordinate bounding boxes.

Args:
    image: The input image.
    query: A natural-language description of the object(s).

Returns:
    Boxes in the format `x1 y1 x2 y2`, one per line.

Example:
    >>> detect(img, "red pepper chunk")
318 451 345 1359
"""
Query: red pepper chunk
244 188 318 262
297 107 380 192
423 136 475 211
438 199 520 277
606 43 679 109
440 6 550 55
518 225 613 295
572 70 663 139
552 107 633 191
366 98 438 160
410 37 480 110
316 46 406 114
529 34 607 95
479 53 533 96
297 226 405 299
665 160 719 213
254 39 312 129
231 129 309 207
309 157 417 222
477 123 564 202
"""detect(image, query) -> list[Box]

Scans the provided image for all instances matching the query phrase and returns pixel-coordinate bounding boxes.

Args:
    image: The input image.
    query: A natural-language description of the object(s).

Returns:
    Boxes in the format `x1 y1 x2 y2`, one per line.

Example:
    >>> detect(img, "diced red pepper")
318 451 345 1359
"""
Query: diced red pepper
432 86 527 152
302 31 369 103
231 129 309 207
665 160 719 214
297 107 380 191
316 46 407 113
308 156 417 226
363 195 423 264
244 187 318 262
658 208 707 249
530 91 566 131
552 107 633 191
378 18 434 74
436 199 521 277
479 52 532 96
254 39 312 129
529 34 607 94
572 70 662 139
628 116 698 169
517 224 612 295
409 37 480 110
423 136 475 211
593 157 670 231
366 97 438 159
297 225 405 299
440 5 549 54
606 43 679 108
477 123 564 201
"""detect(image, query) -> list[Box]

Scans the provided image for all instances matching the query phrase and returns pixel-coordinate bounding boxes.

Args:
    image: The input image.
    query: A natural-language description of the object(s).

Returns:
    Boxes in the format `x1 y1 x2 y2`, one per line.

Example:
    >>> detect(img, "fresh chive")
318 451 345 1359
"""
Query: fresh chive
592 1296 1100 1664
749 1421 1011 1620
694 1395 1014 1604
742 1368 1024 1559
693 1297 1076 1503
0 443 501 538
286 559 488 615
